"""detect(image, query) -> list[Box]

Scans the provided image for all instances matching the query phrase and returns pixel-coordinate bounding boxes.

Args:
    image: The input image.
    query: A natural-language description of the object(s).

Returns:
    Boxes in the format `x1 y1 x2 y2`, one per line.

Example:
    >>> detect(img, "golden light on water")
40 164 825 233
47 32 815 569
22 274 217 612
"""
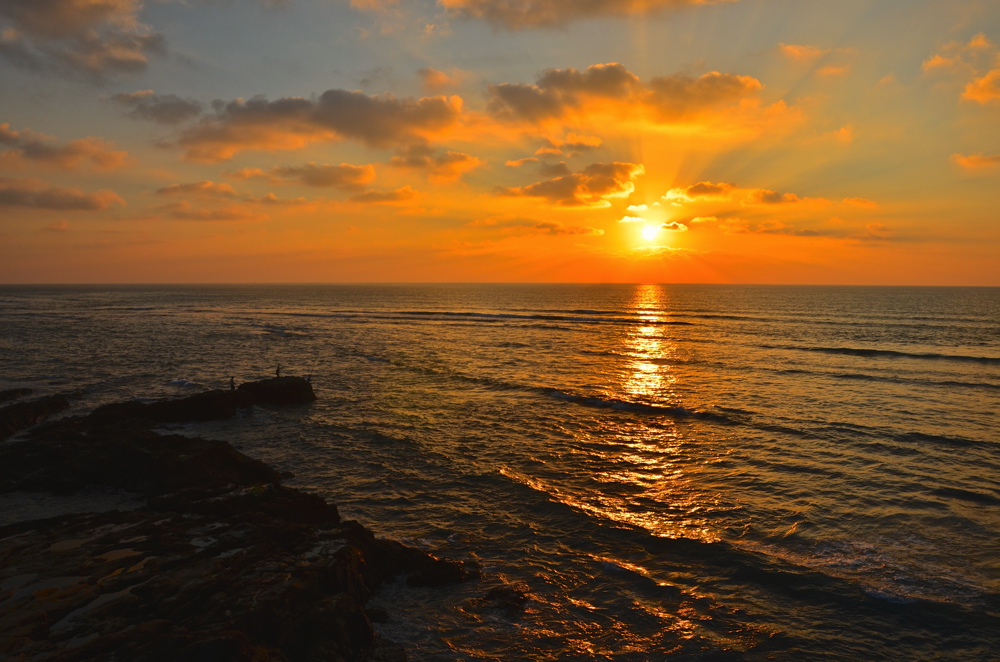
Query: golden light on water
621 284 676 404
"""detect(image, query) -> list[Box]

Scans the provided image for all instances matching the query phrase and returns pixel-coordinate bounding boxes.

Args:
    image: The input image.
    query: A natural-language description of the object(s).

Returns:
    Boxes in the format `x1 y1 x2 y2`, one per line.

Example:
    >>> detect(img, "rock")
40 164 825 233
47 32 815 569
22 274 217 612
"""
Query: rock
238 376 316 405
0 387 33 403
0 385 474 661
0 393 71 439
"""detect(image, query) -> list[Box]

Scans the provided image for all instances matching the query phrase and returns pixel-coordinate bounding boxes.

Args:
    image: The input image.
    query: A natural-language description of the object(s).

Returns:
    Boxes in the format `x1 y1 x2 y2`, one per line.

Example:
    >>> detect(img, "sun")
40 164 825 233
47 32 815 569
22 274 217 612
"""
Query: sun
641 225 659 242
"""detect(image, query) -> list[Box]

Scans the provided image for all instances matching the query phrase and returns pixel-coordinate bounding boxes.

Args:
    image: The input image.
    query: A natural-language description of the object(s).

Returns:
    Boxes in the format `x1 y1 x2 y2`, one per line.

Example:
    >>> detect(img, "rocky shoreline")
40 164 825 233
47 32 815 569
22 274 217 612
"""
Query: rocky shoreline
0 378 477 661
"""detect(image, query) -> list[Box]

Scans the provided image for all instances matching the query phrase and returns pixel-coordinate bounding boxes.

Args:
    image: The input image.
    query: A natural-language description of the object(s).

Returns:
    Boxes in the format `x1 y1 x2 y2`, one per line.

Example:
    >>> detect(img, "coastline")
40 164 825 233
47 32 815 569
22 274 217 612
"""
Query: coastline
0 378 476 660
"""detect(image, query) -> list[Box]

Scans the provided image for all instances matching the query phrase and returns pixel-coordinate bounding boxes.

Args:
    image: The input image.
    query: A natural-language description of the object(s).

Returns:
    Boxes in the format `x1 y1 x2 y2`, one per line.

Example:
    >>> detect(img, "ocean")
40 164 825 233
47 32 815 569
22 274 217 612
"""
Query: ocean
1 284 998 660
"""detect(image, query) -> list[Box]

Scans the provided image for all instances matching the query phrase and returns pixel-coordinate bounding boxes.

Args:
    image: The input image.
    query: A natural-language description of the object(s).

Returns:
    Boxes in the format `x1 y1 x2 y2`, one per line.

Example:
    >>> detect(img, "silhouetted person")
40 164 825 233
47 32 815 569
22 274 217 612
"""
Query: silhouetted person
229 376 235 391
306 375 311 383
276 364 281 378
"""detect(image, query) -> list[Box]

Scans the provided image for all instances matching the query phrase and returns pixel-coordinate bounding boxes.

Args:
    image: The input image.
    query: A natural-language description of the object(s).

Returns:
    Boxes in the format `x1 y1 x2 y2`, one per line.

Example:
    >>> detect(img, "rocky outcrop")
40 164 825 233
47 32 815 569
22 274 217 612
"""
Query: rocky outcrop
0 393 71 439
238 376 317 406
0 379 476 661
0 387 33 403
89 376 316 426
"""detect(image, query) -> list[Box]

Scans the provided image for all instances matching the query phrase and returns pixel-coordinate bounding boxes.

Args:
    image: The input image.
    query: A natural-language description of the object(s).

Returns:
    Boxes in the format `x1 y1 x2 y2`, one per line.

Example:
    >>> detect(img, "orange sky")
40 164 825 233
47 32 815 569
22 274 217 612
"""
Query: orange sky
0 0 998 284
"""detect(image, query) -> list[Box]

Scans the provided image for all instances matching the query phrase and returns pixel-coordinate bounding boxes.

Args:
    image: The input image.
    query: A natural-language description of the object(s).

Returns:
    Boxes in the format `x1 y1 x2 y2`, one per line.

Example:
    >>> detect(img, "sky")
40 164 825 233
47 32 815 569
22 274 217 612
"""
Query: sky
0 0 998 284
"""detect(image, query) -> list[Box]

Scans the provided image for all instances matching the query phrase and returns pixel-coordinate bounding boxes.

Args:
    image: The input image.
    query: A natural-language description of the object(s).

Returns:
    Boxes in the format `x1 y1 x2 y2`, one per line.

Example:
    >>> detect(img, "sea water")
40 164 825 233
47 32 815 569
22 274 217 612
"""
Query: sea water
1 284 998 660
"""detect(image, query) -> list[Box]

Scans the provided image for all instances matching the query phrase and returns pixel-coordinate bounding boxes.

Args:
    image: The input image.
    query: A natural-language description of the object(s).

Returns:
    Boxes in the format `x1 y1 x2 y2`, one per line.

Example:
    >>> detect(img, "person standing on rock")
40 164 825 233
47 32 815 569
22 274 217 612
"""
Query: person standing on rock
276 364 281 378
229 376 235 391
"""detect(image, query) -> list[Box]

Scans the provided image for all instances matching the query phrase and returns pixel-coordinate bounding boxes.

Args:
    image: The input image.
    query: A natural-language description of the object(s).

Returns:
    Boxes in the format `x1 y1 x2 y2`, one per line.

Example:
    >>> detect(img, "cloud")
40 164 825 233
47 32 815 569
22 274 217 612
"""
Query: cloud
924 33 1000 105
951 152 1000 170
963 69 1000 104
646 71 762 119
41 219 70 232
529 133 602 158
438 0 740 29
487 62 762 125
663 181 820 206
349 185 417 203
469 214 603 236
842 197 879 208
155 181 239 198
498 161 644 207
660 221 688 231
778 43 829 61
156 200 266 222
0 122 130 170
505 156 538 167
816 65 850 77
110 90 203 125
177 90 464 161
0 176 123 210
418 67 466 93
537 161 571 177
389 144 482 182
0 0 165 80
229 163 378 189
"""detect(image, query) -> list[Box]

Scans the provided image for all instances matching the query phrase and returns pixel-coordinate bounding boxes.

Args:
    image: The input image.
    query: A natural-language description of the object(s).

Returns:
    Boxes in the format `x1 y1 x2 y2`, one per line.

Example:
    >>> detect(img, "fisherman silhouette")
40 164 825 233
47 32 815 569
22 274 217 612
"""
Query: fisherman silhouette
229 376 235 391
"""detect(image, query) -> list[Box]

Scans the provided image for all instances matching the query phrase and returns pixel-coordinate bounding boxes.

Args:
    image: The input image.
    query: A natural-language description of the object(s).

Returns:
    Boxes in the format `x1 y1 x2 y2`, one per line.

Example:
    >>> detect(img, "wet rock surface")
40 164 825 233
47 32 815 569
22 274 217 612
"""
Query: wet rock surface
0 377 477 661
0 388 34 403
0 394 71 440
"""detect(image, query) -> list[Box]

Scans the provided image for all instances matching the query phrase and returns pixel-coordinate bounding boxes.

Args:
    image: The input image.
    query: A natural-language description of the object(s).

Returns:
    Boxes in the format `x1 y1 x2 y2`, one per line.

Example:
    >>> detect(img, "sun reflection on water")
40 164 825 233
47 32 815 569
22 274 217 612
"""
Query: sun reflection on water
620 284 678 405
579 284 724 542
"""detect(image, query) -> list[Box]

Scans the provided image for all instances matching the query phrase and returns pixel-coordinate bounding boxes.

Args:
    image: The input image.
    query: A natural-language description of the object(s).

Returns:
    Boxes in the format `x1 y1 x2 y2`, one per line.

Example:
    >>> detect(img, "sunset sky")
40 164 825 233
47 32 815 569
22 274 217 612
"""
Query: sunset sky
1 0 998 284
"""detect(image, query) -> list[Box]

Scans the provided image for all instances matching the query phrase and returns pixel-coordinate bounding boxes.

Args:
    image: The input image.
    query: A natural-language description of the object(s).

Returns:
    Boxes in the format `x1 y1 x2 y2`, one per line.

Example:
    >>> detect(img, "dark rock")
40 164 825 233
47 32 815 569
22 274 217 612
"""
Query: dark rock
0 393 70 439
0 385 474 661
0 387 33 403
0 425 281 497
366 606 390 623
238 376 316 405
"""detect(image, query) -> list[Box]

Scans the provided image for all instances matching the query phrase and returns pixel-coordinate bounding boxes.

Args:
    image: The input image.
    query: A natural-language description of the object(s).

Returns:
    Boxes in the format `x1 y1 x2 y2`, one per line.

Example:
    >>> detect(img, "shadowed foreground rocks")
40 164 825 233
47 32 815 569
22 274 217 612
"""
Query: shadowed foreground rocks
0 377 477 661
0 393 71 439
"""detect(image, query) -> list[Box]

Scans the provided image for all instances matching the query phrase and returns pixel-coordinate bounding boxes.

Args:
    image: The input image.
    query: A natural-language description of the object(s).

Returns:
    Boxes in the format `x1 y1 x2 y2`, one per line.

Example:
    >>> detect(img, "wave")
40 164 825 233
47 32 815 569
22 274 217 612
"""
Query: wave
931 487 1000 506
766 344 1000 365
542 389 734 423
167 378 202 388
776 369 1000 392
256 308 694 327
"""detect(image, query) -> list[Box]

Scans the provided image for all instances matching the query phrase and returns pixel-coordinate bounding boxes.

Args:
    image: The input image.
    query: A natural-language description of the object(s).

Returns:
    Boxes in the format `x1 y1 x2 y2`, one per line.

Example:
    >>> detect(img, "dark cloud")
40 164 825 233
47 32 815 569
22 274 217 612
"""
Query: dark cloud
271 163 376 189
226 163 377 190
177 90 463 161
0 123 130 170
537 161 571 177
110 90 203 125
498 161 644 207
0 0 165 80
745 188 800 204
684 181 735 197
389 144 482 182
470 215 604 236
488 63 639 122
349 185 417 204
155 181 238 198
0 176 123 210
487 63 761 124
159 200 265 222
647 71 762 118
439 0 740 30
